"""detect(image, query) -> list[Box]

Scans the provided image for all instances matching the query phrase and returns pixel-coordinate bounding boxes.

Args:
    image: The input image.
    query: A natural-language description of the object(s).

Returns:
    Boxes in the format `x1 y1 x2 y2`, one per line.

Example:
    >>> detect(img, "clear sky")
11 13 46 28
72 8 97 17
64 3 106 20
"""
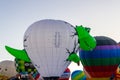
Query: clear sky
0 0 120 74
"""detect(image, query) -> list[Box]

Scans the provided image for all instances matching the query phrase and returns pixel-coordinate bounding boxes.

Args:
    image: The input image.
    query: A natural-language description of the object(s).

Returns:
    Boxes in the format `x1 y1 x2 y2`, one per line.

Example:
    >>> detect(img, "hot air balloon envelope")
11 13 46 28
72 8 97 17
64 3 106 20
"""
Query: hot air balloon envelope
80 36 120 80
23 19 77 79
0 60 17 79
71 70 86 80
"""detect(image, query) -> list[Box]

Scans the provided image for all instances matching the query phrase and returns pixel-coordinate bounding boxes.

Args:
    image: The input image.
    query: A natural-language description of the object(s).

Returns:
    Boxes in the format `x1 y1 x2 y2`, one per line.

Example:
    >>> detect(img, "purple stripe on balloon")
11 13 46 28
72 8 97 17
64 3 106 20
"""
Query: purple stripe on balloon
80 45 120 59
95 45 120 50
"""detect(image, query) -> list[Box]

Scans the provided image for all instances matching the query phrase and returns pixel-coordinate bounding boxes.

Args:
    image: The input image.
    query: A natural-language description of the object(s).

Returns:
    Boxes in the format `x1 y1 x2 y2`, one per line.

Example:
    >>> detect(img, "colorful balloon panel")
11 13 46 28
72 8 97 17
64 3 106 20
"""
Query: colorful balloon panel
15 58 40 79
15 58 37 74
71 70 86 80
80 36 120 79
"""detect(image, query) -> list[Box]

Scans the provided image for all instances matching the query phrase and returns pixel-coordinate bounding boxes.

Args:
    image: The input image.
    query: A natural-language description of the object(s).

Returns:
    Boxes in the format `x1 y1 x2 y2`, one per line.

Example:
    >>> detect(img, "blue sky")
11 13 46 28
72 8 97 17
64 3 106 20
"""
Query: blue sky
0 0 120 73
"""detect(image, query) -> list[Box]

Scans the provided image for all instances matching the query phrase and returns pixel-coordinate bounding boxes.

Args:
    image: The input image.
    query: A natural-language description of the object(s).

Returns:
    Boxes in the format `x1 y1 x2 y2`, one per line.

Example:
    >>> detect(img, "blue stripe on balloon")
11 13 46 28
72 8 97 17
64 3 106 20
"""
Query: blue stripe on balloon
80 45 120 59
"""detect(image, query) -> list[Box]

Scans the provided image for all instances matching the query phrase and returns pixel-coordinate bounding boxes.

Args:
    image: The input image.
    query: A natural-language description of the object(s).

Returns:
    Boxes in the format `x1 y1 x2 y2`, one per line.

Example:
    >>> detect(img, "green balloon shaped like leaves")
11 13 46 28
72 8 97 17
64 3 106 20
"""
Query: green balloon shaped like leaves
74 25 96 51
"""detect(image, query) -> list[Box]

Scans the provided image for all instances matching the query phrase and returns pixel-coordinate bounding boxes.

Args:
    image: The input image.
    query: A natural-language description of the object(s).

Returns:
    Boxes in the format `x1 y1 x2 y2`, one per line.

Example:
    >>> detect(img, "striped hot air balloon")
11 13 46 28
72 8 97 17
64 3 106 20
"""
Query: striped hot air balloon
71 70 86 80
80 36 120 80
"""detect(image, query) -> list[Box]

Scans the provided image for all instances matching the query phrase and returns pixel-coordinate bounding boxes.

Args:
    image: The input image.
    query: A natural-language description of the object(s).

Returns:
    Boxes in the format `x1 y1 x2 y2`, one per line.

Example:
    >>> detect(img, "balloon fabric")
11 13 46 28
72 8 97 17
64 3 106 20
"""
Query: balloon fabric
23 19 77 79
71 70 86 80
66 53 80 66
80 36 120 80
15 58 40 80
74 25 96 51
5 46 31 62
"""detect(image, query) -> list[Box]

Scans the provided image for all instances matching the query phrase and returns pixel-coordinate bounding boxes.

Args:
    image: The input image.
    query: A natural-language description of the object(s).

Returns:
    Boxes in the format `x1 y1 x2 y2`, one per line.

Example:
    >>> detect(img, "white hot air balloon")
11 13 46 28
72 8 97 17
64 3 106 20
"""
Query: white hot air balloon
23 19 78 80
0 60 17 79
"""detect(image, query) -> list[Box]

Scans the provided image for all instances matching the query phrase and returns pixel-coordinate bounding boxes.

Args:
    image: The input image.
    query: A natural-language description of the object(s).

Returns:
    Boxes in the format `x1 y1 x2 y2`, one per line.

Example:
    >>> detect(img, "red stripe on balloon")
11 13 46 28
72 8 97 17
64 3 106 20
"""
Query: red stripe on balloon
84 65 118 77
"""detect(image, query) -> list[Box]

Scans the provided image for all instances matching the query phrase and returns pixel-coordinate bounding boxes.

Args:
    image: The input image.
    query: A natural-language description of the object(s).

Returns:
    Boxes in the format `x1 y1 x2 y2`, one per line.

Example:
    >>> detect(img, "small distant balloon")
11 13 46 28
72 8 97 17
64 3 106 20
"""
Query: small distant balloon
71 70 86 80
0 60 17 80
